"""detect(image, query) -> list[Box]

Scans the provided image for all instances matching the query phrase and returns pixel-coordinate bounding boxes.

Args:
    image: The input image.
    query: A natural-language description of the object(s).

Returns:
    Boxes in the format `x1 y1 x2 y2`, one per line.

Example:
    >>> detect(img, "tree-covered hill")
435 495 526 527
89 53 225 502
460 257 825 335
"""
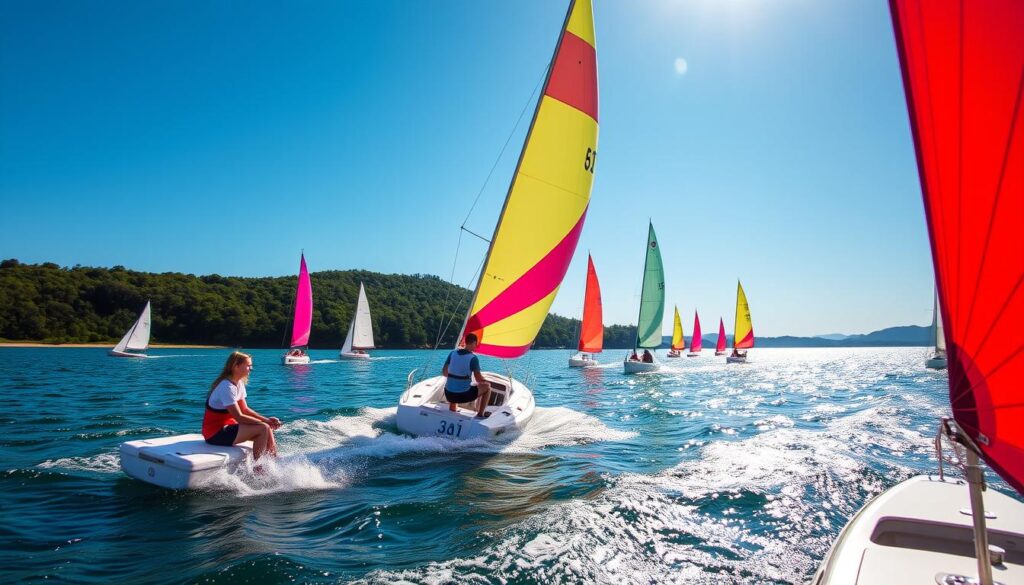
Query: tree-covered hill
0 259 638 349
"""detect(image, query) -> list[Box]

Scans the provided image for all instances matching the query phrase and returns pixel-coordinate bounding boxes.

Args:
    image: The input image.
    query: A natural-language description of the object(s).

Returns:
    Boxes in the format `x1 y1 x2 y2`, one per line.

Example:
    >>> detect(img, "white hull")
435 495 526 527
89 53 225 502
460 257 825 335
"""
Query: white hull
665 351 681 359
812 475 1024 584
108 349 148 358
568 353 598 367
726 355 747 364
925 356 948 370
686 352 700 357
623 358 659 374
120 434 252 490
340 351 371 360
282 353 310 365
397 372 535 440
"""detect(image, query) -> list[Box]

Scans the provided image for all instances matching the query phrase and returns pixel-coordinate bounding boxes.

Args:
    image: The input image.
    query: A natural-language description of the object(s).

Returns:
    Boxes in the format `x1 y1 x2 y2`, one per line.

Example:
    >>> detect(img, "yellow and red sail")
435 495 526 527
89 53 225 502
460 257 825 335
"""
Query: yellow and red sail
671 306 686 351
577 254 603 353
463 0 599 358
733 281 754 349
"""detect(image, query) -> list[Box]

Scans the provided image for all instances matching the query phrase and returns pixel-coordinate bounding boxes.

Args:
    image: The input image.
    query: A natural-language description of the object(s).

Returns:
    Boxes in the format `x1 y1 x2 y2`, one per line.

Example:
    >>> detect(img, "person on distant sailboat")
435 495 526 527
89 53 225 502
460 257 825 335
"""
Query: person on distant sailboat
202 352 282 462
442 334 491 418
642 350 653 363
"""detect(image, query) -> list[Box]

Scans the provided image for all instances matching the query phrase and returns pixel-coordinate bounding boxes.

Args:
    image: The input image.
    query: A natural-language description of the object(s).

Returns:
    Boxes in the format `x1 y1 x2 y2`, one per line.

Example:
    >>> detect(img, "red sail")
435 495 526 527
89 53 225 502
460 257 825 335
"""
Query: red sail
716 318 727 353
577 254 603 353
891 0 1024 494
690 311 703 352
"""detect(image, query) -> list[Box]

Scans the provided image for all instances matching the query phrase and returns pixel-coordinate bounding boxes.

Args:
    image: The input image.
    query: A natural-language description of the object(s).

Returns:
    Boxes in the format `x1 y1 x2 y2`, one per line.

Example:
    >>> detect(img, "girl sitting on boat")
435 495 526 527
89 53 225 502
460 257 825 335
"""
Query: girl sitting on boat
202 351 282 462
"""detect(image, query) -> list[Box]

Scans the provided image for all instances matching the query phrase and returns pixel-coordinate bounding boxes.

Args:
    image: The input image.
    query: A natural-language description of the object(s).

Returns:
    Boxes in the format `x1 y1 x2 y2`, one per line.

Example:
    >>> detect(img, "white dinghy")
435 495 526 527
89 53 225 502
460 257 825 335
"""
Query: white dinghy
398 0 600 440
816 2 1024 583
925 288 947 370
624 222 665 374
568 353 598 368
120 434 252 490
340 282 374 360
109 300 152 358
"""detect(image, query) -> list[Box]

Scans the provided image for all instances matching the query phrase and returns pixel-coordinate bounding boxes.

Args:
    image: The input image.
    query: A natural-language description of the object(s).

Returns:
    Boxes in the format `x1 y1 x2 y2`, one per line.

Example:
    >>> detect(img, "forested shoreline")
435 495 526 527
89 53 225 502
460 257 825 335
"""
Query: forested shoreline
0 260 638 349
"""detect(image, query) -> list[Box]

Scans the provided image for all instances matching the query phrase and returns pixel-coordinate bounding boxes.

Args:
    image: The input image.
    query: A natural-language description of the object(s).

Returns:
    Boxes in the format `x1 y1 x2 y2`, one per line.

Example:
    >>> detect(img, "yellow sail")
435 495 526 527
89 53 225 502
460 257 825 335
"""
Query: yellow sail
733 280 754 349
671 306 685 350
463 0 599 358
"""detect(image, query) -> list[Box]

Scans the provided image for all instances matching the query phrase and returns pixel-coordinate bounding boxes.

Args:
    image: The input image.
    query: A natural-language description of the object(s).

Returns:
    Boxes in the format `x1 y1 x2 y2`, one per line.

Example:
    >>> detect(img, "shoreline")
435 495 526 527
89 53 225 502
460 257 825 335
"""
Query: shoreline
0 342 229 349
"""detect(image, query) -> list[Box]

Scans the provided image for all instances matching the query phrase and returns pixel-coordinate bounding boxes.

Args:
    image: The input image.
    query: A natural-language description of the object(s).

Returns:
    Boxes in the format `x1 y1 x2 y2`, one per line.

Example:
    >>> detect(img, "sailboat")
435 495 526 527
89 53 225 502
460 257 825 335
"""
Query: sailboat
715 317 727 356
666 306 684 358
924 289 947 369
814 1 1024 583
687 311 702 357
569 255 603 367
726 280 753 363
109 300 152 358
340 282 375 360
624 222 664 374
397 0 599 439
281 253 313 365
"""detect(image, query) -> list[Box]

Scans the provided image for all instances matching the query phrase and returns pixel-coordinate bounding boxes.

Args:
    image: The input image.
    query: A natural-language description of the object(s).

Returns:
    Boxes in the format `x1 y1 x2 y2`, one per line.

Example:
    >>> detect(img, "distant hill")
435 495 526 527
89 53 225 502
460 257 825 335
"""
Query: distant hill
661 325 931 349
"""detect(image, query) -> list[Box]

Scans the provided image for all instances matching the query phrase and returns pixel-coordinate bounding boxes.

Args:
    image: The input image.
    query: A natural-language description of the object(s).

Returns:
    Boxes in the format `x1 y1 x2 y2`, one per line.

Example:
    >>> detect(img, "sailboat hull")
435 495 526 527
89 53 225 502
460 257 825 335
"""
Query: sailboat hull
108 349 148 359
623 358 659 374
281 354 310 365
924 356 947 370
568 353 597 367
397 372 535 440
715 351 726 356
666 351 681 359
340 352 371 360
811 475 1024 584
686 352 700 357
725 355 747 364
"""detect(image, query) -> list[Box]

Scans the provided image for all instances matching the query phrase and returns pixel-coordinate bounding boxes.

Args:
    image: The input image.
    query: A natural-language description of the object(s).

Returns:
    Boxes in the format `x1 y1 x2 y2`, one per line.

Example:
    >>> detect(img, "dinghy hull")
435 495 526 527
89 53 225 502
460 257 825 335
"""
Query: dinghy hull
108 350 148 358
924 355 947 370
340 352 371 360
282 354 310 365
568 353 597 368
397 373 534 440
623 359 659 374
725 355 747 364
120 434 252 490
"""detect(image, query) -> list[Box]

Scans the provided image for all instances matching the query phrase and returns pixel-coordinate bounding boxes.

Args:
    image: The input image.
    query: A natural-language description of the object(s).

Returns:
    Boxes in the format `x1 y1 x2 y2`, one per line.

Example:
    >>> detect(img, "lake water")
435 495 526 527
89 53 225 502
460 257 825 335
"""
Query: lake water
0 347 1013 584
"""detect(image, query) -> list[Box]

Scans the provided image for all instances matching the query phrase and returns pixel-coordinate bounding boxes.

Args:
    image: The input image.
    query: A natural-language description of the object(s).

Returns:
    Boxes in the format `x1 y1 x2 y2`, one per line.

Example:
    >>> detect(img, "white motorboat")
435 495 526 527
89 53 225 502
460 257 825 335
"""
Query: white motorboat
398 371 535 440
568 352 597 367
340 282 375 360
396 0 599 439
282 252 313 366
120 434 252 490
109 301 151 358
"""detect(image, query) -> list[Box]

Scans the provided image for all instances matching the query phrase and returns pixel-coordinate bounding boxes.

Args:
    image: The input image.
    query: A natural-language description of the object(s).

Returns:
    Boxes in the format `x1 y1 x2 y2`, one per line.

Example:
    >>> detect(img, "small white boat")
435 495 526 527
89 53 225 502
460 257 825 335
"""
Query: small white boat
812 474 1024 584
625 222 665 375
727 280 754 364
109 301 151 358
623 356 659 374
398 371 535 440
120 434 252 490
686 352 701 357
725 352 747 364
569 255 604 368
665 350 681 359
282 253 313 365
667 307 685 358
340 282 375 360
568 352 597 367
925 288 947 370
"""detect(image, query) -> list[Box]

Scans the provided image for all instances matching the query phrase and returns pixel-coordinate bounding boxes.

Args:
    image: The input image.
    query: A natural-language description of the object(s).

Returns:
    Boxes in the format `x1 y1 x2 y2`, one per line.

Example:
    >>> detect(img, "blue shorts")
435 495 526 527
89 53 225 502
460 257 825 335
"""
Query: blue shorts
444 387 479 404
205 424 239 447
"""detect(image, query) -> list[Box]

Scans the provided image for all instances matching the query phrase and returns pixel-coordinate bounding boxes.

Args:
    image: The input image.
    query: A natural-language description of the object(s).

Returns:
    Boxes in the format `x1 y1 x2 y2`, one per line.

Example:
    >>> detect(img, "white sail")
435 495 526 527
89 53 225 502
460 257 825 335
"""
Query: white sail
341 321 354 355
113 301 151 353
351 283 375 349
933 290 945 353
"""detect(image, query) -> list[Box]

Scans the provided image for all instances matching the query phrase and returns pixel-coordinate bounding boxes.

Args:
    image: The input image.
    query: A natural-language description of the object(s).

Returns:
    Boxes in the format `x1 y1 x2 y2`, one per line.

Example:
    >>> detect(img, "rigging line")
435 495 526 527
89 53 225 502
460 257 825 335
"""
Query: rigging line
949 272 1024 405
952 342 1024 413
460 226 491 244
958 64 1024 355
459 68 548 230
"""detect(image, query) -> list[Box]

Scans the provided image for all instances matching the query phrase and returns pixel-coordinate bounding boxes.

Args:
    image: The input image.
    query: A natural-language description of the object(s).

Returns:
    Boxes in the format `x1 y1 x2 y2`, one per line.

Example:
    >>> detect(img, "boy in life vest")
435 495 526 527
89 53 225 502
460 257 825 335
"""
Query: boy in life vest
441 333 492 418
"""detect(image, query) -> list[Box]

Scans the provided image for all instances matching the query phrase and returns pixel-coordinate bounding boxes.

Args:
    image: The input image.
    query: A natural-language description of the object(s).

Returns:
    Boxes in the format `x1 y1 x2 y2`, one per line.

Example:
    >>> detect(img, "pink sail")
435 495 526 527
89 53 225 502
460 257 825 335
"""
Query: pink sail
289 253 313 348
716 318 727 353
690 311 703 352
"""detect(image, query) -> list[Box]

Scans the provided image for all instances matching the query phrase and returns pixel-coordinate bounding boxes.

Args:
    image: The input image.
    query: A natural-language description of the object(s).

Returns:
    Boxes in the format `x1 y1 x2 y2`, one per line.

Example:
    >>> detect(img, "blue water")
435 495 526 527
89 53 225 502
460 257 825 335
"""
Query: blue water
0 347 1014 583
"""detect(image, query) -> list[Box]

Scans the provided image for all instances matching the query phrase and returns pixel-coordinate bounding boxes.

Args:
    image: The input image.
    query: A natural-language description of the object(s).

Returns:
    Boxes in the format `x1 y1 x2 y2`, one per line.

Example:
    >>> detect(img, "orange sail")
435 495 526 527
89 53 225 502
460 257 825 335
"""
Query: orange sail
577 254 603 353
462 0 599 358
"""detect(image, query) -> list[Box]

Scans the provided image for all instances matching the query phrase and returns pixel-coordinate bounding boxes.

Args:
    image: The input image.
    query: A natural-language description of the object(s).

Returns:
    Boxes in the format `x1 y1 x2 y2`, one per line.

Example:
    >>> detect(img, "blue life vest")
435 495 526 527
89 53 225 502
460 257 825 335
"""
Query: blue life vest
445 350 475 393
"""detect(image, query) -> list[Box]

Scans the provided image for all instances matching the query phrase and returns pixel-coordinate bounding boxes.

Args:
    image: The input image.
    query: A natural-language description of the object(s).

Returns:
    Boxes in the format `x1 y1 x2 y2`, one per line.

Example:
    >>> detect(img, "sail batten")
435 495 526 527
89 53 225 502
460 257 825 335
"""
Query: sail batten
462 0 599 358
289 254 313 349
577 254 603 353
891 0 1024 494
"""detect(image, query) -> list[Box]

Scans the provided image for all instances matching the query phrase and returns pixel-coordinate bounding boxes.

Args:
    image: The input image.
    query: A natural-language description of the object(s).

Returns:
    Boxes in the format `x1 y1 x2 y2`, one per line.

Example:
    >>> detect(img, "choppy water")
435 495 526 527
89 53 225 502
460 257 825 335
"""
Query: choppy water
0 347 1014 584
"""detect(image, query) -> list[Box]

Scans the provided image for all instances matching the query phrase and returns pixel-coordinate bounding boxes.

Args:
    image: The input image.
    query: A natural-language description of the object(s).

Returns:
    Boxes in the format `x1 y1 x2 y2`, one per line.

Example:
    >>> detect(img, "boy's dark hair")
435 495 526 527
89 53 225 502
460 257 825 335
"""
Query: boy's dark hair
465 333 478 344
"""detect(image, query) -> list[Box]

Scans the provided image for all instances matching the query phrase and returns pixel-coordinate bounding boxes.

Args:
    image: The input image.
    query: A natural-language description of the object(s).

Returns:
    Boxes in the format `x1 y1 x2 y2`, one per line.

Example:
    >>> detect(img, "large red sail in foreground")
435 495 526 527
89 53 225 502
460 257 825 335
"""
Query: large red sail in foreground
578 254 603 353
891 0 1024 494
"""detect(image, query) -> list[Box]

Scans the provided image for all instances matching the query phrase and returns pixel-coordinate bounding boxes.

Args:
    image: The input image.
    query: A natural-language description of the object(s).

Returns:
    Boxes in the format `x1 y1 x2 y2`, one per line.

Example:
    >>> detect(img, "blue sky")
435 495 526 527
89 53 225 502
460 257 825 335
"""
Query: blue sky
0 0 933 337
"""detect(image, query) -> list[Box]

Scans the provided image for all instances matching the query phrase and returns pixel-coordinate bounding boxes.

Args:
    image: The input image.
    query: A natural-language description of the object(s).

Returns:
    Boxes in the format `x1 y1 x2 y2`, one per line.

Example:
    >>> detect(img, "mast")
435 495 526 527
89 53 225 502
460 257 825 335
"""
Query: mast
634 221 653 351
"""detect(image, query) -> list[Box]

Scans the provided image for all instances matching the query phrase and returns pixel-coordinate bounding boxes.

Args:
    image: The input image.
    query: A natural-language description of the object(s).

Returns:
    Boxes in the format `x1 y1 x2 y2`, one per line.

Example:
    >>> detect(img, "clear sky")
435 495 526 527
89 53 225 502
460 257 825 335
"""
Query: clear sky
0 0 934 337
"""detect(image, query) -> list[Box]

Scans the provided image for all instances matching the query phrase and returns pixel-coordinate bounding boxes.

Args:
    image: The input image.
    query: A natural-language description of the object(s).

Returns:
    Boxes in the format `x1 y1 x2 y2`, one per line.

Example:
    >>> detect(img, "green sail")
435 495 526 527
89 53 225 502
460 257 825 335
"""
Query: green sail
635 222 665 348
